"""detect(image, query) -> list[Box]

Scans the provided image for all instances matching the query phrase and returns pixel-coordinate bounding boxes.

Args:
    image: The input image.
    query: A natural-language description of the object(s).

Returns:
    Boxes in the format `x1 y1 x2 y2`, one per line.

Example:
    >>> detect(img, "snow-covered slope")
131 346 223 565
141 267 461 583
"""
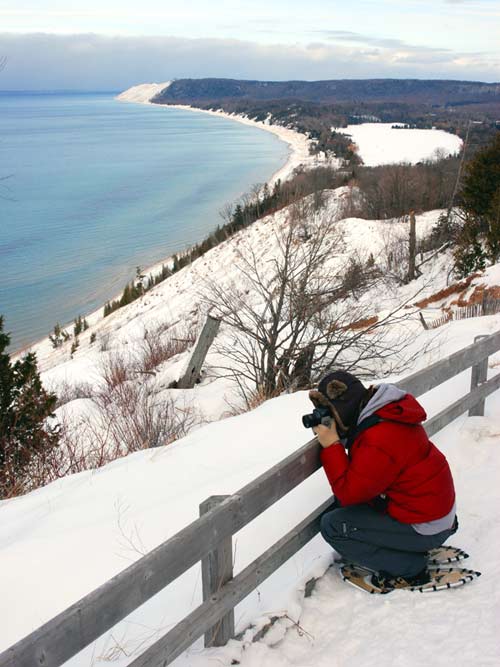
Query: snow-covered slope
2 316 500 666
334 123 463 166
116 81 172 104
31 189 448 423
5 185 500 665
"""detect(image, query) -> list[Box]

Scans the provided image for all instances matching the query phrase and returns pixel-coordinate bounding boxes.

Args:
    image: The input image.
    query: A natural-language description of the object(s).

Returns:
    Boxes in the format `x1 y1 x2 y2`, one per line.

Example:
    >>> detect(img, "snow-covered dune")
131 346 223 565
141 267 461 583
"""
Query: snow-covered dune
116 81 172 104
334 123 463 166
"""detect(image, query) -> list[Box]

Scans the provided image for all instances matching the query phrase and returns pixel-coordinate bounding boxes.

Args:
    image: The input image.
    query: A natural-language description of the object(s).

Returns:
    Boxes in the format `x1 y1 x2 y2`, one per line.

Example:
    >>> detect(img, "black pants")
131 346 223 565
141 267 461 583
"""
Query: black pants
320 504 458 577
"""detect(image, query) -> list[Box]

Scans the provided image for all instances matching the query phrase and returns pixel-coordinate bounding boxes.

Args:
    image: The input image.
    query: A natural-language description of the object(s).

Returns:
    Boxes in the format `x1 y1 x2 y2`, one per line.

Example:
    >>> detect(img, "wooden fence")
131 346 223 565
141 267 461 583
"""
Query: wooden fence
2 331 500 667
425 298 500 330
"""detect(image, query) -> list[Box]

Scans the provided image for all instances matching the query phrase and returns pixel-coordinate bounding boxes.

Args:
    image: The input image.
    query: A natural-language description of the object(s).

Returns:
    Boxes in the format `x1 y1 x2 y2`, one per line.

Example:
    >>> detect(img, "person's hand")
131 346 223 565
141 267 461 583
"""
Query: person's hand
313 422 341 448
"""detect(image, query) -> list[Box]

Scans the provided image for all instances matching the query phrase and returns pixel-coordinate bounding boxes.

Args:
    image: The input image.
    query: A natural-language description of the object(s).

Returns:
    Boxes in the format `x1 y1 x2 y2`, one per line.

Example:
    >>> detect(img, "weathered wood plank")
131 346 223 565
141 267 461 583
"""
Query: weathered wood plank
127 497 336 667
177 315 221 388
469 335 488 417
0 436 321 667
200 496 234 648
398 329 500 397
425 371 500 437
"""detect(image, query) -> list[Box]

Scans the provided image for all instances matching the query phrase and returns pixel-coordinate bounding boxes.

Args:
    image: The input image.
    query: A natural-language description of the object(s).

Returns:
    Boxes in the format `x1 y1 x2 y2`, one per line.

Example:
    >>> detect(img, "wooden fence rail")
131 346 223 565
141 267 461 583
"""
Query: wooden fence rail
2 329 500 667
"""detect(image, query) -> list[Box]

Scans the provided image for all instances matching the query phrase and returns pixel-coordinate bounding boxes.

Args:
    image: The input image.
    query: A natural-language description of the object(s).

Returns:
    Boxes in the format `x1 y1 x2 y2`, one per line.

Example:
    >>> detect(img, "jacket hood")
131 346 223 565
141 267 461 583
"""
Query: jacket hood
358 383 427 425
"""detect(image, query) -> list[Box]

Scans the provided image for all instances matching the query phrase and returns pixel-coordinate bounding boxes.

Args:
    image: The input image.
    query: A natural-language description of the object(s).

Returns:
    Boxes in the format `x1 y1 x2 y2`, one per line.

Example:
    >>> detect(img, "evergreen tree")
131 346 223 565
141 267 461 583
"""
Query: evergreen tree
461 133 500 226
0 317 59 497
233 204 244 230
455 133 500 272
73 315 83 337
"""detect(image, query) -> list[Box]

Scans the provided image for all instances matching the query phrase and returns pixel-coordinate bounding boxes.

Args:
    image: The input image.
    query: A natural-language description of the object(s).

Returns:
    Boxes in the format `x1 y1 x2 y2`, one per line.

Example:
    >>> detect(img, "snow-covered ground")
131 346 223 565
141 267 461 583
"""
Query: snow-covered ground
334 123 463 166
1 316 500 666
3 182 500 665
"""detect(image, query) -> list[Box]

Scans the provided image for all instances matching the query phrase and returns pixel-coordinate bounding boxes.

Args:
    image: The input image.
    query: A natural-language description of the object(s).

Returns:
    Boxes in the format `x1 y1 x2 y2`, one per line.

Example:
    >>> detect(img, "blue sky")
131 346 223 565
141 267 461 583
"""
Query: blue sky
0 0 499 89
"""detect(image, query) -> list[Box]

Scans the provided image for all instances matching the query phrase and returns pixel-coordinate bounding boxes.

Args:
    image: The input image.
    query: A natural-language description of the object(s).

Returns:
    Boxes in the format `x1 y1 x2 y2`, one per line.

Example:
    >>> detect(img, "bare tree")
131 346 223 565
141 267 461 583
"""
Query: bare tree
203 203 422 406
219 202 234 226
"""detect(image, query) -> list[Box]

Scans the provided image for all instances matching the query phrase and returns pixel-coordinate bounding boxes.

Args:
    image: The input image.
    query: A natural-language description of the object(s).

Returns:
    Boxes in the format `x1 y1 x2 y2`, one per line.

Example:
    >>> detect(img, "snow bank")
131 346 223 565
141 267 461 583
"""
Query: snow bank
334 123 463 166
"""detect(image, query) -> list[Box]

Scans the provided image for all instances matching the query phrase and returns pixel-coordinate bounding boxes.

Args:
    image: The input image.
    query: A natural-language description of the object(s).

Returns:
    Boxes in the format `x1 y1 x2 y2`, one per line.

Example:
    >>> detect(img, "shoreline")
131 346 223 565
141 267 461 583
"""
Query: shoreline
151 102 321 186
13 96 323 360
128 101 332 282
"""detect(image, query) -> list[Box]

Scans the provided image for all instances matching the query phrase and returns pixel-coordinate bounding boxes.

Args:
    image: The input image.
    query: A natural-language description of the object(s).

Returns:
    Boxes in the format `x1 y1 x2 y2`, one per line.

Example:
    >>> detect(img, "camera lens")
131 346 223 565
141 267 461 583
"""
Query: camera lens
302 414 314 429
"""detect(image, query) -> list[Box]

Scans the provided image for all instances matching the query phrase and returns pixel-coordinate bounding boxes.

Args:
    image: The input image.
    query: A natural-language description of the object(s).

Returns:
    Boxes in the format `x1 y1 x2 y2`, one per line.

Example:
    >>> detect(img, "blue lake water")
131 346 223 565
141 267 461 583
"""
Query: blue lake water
0 92 289 351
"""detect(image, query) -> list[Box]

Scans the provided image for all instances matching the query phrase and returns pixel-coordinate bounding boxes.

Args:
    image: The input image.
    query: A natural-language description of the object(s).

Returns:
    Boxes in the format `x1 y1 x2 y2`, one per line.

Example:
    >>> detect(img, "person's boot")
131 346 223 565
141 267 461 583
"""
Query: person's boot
371 568 431 592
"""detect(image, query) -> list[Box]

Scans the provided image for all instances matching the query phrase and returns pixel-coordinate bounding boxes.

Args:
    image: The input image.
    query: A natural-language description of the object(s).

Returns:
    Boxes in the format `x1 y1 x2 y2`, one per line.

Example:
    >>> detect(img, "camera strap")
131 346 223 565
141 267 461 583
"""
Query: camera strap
346 414 383 451
346 413 420 452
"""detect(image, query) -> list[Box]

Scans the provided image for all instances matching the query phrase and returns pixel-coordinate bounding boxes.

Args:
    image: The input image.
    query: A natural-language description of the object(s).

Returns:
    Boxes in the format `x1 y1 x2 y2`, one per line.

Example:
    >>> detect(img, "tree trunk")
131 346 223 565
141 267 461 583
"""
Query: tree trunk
408 210 416 282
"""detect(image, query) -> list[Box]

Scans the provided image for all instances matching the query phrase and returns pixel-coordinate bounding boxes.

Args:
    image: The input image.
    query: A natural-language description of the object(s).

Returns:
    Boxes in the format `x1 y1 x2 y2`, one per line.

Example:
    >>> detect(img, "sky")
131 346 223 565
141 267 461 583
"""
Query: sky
0 0 499 90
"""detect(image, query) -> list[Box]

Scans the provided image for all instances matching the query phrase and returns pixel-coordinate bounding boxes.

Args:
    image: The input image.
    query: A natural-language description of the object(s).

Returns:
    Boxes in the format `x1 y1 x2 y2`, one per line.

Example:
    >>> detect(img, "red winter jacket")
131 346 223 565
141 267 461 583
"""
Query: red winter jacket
320 394 456 524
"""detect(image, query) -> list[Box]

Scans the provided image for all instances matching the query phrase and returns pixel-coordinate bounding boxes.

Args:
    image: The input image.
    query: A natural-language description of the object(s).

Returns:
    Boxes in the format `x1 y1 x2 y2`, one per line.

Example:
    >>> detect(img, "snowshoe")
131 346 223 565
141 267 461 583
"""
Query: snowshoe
335 545 469 573
427 545 469 566
341 563 481 594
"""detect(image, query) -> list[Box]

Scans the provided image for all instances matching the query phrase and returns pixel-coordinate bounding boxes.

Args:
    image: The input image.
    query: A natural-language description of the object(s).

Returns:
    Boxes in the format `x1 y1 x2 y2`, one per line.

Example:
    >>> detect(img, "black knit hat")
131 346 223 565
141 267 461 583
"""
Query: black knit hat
309 370 367 432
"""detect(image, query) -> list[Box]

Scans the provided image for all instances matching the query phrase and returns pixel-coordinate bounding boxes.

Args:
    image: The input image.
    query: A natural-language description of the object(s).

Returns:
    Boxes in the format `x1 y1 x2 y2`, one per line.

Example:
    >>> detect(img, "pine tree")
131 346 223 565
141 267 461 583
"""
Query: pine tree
233 204 244 230
455 133 500 271
0 317 59 497
454 214 487 278
73 315 83 337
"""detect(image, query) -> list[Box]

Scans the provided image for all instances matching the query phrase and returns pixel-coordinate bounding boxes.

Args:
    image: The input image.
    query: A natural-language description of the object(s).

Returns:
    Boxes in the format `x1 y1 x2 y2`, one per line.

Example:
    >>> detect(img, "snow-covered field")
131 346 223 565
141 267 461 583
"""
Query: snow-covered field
2 183 500 666
334 123 463 166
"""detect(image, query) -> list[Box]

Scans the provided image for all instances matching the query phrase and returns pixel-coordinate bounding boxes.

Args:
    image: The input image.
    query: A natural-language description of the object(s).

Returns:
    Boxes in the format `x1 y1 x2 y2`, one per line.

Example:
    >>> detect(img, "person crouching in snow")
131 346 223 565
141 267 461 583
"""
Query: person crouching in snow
311 370 457 591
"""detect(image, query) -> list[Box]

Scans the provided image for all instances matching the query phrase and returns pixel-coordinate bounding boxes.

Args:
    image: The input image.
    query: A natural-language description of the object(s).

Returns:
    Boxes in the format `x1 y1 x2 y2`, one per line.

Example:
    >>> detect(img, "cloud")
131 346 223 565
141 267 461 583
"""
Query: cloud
0 32 498 91
318 30 410 50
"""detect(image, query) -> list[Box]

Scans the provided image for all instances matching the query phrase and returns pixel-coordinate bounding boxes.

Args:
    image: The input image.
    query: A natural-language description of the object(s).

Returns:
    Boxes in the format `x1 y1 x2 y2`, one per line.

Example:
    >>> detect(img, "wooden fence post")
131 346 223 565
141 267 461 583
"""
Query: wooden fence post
199 495 235 648
469 335 488 416
418 312 429 330
177 315 221 389
408 210 416 282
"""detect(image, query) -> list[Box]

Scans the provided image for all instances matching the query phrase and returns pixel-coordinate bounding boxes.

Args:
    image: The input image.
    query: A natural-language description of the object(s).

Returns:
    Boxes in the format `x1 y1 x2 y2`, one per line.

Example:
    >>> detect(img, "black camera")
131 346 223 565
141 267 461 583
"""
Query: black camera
302 405 332 429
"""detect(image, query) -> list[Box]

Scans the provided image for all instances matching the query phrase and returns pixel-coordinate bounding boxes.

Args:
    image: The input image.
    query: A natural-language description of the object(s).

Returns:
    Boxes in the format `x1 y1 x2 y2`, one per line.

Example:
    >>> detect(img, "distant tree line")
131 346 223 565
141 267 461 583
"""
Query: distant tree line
170 97 498 161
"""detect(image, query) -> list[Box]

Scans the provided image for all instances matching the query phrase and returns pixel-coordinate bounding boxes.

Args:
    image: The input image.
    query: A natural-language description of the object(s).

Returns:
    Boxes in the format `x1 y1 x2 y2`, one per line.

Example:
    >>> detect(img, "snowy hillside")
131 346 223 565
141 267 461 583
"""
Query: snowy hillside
116 81 172 104
32 188 450 421
3 180 500 665
334 123 463 166
2 319 500 666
